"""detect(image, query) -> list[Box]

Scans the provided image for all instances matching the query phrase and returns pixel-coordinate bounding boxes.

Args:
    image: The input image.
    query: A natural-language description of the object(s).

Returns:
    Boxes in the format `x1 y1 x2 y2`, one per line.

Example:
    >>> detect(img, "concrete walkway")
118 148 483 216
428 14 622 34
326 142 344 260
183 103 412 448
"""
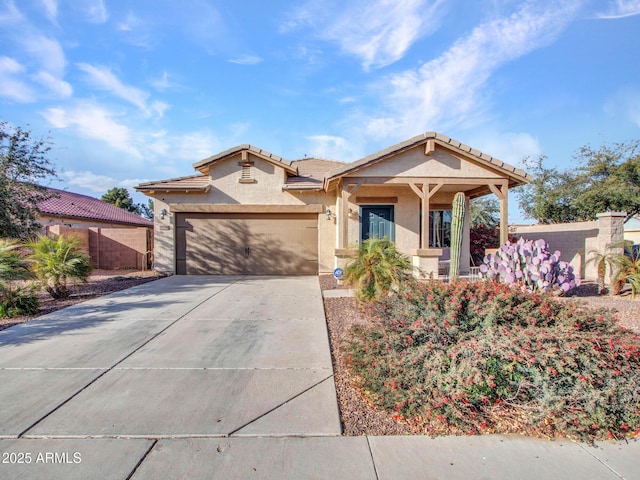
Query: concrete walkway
0 276 637 479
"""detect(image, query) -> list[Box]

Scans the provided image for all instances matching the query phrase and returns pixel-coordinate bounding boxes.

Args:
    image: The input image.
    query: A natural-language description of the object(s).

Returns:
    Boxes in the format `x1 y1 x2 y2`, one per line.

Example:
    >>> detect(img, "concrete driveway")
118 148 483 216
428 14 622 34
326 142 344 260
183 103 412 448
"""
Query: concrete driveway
0 276 343 478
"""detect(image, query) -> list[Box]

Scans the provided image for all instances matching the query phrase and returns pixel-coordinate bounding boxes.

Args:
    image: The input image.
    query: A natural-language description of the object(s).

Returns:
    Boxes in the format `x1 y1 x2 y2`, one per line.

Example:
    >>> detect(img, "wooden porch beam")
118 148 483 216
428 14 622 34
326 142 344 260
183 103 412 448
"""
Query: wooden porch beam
428 183 444 199
408 182 423 198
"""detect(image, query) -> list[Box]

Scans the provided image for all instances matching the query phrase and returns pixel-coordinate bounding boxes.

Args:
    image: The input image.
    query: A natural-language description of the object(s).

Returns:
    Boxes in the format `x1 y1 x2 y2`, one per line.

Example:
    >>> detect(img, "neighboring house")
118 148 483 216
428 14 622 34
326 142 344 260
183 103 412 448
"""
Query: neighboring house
37 187 154 270
135 132 530 276
624 215 640 244
38 187 153 229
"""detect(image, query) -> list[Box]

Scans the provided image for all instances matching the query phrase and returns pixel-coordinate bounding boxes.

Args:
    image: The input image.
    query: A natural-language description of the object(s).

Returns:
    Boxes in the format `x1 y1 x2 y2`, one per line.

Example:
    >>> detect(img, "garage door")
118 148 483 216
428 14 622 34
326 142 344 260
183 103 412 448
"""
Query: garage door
175 213 318 275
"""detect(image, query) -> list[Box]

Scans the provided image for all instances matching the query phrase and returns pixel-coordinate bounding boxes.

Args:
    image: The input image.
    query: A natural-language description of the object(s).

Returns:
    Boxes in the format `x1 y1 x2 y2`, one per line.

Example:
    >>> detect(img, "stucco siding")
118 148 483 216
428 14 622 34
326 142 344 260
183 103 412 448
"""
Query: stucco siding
349 147 503 179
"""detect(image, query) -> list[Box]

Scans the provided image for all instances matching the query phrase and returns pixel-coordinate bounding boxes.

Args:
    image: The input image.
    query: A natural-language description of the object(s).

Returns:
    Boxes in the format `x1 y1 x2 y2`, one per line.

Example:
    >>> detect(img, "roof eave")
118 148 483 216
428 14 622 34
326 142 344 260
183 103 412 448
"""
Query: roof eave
193 144 297 175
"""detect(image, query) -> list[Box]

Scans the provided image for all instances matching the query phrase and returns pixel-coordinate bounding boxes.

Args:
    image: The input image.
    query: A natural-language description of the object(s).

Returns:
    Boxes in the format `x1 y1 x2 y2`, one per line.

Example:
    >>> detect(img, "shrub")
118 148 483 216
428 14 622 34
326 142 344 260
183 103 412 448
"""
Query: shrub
344 237 413 301
0 238 38 317
0 284 39 318
28 234 92 299
479 237 578 294
345 280 640 442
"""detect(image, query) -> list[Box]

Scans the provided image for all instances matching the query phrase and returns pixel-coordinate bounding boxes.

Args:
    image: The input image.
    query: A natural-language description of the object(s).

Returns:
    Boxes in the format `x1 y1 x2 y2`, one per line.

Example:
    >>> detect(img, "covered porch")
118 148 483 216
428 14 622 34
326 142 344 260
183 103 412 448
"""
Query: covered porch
326 133 529 278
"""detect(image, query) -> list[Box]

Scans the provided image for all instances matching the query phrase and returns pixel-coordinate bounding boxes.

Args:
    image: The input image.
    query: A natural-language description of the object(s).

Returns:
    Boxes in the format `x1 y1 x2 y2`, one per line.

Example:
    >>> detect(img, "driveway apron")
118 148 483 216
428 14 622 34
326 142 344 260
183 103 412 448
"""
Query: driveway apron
0 275 340 443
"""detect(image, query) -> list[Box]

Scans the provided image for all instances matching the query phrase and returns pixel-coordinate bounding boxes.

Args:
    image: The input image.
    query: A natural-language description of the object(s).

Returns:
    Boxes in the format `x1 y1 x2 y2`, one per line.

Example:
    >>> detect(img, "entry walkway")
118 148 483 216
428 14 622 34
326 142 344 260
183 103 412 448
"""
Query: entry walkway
0 276 637 479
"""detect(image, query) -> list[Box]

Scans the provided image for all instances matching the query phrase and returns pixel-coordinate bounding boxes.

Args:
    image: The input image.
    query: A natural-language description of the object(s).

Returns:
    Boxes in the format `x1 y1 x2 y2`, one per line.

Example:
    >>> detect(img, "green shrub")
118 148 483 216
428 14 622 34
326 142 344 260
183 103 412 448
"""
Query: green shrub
0 284 39 318
345 280 640 442
344 237 413 301
28 234 92 299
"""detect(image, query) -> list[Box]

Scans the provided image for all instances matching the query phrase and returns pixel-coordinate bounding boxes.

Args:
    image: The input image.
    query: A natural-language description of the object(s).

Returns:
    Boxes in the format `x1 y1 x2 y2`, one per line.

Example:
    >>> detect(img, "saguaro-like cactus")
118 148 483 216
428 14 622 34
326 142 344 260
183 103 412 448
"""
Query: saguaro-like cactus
449 192 465 280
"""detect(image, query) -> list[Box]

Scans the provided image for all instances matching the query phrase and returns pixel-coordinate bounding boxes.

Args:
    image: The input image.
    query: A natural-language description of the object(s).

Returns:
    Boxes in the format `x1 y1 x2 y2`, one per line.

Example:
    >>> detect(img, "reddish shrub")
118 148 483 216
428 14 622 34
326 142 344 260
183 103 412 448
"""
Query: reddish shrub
345 280 640 442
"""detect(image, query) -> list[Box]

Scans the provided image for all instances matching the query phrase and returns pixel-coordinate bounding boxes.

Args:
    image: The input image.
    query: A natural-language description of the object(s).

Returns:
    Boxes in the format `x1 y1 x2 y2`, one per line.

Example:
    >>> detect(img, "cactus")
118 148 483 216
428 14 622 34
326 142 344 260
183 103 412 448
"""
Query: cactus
479 237 579 294
448 192 465 280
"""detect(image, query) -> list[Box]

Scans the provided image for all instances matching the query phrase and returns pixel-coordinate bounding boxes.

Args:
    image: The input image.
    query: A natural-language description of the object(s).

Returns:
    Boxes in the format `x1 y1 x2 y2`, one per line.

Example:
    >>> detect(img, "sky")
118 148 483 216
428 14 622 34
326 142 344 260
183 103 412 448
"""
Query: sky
1 0 639 223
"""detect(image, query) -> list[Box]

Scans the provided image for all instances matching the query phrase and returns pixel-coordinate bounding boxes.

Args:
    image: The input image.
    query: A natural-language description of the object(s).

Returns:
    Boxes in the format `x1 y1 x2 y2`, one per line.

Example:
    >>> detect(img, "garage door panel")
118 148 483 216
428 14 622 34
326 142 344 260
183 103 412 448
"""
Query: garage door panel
175 213 318 275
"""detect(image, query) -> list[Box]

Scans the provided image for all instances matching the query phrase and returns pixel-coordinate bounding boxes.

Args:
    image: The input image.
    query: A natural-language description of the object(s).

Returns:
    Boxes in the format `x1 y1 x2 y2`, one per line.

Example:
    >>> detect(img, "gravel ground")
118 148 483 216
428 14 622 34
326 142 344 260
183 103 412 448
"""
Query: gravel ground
320 275 640 436
0 269 161 331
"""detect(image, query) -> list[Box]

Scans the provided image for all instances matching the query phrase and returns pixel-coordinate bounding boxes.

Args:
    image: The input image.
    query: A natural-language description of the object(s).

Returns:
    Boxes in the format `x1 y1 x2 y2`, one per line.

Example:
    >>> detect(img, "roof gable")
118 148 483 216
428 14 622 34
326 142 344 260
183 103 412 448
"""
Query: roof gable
38 188 153 227
325 132 530 187
192 144 297 175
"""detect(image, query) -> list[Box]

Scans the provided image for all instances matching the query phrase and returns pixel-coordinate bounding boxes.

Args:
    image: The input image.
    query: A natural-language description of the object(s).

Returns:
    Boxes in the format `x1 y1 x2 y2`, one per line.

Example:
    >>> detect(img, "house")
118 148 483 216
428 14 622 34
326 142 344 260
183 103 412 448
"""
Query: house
624 215 640 244
37 187 154 270
135 132 530 276
38 187 153 229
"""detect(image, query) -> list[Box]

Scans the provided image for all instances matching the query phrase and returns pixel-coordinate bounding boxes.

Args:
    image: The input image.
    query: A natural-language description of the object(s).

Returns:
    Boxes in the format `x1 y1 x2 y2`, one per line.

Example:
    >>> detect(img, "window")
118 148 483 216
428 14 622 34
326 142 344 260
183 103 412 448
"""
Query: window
429 210 451 248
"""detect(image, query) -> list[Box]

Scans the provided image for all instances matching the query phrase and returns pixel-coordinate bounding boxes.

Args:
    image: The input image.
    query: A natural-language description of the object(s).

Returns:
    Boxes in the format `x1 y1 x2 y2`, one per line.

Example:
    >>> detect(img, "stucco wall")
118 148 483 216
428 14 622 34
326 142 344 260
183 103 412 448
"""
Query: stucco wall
351 148 503 179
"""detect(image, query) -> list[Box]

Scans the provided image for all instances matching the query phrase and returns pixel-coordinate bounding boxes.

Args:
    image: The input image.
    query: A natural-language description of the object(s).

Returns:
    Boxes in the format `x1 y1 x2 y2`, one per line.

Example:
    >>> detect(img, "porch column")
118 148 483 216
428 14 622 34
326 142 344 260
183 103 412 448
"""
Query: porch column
422 185 429 249
340 181 349 249
489 181 509 245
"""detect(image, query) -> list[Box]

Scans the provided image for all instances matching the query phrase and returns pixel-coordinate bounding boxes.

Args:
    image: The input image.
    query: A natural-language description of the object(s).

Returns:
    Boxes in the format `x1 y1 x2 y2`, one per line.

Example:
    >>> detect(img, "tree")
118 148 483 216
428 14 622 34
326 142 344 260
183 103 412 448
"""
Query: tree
101 187 138 213
102 188 154 220
0 121 57 239
517 141 640 224
469 197 499 228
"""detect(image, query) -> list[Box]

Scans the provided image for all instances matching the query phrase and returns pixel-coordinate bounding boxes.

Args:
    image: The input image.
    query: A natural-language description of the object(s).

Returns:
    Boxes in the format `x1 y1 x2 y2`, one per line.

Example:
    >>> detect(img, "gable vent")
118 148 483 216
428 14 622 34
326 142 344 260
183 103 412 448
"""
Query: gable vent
239 162 256 184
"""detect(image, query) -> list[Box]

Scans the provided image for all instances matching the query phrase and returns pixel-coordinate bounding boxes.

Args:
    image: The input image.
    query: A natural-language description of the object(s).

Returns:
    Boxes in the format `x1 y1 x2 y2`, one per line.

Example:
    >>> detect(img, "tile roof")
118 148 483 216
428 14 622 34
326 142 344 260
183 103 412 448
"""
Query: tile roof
135 174 211 193
38 188 153 227
285 158 346 190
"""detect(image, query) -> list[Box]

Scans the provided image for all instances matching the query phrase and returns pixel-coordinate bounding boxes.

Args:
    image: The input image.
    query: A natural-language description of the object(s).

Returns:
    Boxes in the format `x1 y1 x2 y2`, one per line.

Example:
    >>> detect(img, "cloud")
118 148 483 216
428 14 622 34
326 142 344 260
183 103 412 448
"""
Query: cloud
596 0 640 18
39 0 58 22
150 71 174 91
77 63 166 116
605 86 640 128
305 134 364 161
0 56 34 102
61 170 146 193
34 71 72 98
228 55 263 65
361 1 582 140
281 0 446 70
42 101 142 158
0 0 22 24
467 131 543 166
22 34 66 77
79 0 108 23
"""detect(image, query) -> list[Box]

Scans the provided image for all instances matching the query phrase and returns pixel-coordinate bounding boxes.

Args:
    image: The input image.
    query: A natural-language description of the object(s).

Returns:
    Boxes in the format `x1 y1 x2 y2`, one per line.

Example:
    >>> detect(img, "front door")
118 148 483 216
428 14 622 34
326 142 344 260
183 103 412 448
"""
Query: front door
361 206 394 242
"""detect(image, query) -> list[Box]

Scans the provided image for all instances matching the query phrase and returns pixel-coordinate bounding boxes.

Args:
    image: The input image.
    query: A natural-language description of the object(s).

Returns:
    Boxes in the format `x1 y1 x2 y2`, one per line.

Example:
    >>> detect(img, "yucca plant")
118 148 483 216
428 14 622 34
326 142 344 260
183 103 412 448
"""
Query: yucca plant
28 234 92 299
0 238 39 318
344 237 412 301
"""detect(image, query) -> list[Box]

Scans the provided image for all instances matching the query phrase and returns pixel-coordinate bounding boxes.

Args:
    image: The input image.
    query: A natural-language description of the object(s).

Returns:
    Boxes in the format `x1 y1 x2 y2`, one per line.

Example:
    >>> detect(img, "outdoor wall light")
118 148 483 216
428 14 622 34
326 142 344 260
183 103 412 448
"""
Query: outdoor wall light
159 208 168 220
325 207 332 220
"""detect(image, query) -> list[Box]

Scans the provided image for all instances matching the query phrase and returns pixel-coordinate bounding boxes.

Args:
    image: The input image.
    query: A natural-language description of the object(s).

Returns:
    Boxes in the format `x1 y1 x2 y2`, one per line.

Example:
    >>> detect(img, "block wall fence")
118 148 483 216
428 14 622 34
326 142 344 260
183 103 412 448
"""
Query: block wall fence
510 212 626 283
46 225 153 271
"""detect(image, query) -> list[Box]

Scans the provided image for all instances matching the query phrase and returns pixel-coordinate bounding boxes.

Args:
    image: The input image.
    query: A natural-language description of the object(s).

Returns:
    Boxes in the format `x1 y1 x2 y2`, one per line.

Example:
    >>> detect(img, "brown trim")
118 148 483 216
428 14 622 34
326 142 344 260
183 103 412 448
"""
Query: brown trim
343 176 505 185
355 196 398 204
168 203 324 214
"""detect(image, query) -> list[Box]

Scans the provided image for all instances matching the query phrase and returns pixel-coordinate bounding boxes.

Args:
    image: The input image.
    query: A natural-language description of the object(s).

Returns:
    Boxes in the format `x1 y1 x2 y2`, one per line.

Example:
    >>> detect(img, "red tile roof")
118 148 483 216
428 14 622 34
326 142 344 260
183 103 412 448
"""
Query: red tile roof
38 188 153 227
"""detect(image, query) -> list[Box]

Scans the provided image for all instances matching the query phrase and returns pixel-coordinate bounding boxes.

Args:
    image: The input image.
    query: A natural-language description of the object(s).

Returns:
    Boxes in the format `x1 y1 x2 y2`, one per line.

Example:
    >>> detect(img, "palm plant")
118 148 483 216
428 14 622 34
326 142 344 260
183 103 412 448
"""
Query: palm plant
0 238 38 317
28 234 92 299
610 242 640 297
586 243 623 294
344 237 412 301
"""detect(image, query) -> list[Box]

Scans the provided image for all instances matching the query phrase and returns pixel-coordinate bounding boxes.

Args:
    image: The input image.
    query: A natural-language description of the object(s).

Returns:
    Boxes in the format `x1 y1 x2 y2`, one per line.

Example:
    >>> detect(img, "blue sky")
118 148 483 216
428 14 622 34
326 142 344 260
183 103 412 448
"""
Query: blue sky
1 0 639 223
